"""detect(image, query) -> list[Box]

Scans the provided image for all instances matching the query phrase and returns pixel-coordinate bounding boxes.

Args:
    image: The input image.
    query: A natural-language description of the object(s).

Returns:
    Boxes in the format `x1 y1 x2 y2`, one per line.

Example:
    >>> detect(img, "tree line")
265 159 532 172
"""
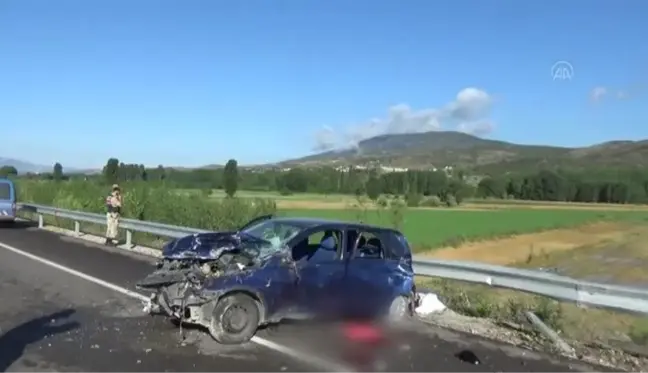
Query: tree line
7 158 648 205
477 169 648 204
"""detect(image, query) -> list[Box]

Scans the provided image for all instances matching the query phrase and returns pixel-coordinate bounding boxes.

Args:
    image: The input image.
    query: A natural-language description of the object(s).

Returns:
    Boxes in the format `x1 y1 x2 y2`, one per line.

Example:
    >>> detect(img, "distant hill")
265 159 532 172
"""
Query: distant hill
7 131 648 175
0 157 52 174
0 157 88 174
276 131 648 171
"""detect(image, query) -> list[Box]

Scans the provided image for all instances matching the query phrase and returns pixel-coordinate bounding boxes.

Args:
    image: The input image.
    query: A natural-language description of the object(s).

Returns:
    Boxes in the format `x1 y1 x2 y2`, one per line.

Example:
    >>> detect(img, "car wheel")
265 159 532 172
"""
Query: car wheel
1 219 15 227
386 295 411 324
208 293 260 344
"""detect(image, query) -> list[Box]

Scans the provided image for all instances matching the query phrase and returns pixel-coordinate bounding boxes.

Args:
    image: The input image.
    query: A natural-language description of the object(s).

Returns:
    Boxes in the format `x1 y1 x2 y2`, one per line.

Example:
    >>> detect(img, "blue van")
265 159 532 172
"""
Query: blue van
0 178 17 223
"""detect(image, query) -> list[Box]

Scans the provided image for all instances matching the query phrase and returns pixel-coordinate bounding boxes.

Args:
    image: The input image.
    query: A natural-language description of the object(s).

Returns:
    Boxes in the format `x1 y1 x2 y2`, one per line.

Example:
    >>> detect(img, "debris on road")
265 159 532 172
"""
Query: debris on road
414 292 446 315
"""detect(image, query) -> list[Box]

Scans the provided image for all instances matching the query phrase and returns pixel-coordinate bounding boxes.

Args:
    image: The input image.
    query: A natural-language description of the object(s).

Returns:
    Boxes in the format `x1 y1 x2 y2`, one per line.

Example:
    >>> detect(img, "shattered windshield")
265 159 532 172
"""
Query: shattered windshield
240 220 304 256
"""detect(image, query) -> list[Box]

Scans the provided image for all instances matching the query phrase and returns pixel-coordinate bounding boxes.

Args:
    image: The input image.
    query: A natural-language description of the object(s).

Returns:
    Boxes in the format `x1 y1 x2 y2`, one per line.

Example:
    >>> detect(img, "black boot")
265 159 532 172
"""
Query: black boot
105 238 112 246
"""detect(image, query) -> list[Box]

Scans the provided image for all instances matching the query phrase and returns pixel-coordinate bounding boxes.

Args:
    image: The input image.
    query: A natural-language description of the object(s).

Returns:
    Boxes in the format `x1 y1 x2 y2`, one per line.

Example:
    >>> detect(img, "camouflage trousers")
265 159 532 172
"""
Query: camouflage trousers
106 212 120 239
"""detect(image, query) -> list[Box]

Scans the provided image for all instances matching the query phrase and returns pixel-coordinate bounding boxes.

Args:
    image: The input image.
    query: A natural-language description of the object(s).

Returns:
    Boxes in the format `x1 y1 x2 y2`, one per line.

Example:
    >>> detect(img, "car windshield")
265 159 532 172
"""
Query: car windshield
240 220 304 256
0 183 11 200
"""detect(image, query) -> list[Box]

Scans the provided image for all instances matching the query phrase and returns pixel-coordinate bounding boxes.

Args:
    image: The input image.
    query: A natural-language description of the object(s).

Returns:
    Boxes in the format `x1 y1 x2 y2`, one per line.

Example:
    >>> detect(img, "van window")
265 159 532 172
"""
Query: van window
0 182 11 200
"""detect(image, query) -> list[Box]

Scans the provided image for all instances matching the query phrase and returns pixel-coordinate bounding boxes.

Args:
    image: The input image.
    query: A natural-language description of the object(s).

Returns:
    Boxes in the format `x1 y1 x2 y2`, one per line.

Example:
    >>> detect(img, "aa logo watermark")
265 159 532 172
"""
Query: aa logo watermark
551 60 574 81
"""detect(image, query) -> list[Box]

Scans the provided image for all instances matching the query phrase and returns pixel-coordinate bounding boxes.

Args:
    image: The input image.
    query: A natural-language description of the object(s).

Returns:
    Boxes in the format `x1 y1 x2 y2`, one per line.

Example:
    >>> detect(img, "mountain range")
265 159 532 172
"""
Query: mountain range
4 131 648 174
277 131 648 172
0 158 88 174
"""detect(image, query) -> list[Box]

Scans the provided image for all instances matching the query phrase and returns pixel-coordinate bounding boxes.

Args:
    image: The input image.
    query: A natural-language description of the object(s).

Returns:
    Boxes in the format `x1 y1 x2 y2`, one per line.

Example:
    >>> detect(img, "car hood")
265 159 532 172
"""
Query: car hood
162 231 283 261
162 231 243 259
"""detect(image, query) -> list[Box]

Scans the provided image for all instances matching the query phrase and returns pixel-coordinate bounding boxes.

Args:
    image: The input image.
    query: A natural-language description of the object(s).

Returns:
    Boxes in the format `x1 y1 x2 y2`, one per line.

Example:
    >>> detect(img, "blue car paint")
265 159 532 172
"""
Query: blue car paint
0 179 17 221
149 217 417 326
200 254 300 323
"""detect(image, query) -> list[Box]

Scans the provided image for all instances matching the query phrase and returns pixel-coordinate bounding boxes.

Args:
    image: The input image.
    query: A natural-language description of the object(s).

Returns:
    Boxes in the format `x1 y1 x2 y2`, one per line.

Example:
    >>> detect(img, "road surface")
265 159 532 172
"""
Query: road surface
0 221 612 372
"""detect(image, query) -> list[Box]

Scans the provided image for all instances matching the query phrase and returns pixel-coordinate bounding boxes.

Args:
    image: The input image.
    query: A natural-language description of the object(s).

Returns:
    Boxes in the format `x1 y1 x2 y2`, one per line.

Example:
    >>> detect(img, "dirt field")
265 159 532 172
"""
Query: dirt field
424 222 633 266
423 220 648 287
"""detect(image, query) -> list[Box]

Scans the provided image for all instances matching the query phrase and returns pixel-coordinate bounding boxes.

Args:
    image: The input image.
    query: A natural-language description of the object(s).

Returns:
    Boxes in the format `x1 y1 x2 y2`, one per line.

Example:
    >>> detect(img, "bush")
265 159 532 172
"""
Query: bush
16 180 276 231
445 194 458 207
420 195 443 207
374 195 389 211
405 192 423 207
278 187 293 196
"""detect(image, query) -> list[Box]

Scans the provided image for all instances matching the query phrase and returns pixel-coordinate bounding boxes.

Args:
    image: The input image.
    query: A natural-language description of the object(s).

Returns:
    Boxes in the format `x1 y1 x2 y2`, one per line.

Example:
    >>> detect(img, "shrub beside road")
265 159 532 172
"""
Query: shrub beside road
16 180 277 231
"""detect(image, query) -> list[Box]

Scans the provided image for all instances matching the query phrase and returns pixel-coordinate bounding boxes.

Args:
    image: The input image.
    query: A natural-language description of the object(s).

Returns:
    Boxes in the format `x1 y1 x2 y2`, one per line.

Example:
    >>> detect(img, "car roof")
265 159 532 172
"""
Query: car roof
269 216 402 234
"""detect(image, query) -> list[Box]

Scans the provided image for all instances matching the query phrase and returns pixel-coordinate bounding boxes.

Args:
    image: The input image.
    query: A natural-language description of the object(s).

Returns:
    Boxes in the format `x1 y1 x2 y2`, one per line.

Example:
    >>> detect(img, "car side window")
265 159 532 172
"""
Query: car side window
350 231 385 260
382 232 411 260
291 228 342 263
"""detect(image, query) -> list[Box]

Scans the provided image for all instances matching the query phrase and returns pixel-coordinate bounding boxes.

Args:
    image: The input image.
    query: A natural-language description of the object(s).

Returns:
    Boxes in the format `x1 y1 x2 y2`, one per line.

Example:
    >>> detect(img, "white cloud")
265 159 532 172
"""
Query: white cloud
590 84 646 102
590 86 607 102
457 120 495 137
313 87 495 151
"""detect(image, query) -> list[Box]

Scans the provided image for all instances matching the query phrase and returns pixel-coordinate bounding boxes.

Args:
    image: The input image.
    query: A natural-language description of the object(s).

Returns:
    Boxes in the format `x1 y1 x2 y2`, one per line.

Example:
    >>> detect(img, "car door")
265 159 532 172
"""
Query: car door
342 230 401 318
289 227 346 318
0 180 16 220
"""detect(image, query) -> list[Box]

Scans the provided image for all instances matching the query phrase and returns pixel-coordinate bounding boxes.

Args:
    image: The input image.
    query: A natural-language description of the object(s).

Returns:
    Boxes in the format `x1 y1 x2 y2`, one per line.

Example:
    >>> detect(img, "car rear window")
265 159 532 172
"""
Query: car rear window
390 233 412 258
0 182 11 200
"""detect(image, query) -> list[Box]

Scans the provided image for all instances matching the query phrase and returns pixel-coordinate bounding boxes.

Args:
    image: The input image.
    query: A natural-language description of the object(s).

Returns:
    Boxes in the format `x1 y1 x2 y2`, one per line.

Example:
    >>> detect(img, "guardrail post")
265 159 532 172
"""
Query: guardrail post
38 214 44 228
125 230 132 248
74 221 80 236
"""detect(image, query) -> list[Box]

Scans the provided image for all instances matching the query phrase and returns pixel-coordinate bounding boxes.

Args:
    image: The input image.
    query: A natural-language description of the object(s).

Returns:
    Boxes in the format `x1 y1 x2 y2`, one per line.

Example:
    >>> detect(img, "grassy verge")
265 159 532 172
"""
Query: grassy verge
417 225 648 353
418 277 648 347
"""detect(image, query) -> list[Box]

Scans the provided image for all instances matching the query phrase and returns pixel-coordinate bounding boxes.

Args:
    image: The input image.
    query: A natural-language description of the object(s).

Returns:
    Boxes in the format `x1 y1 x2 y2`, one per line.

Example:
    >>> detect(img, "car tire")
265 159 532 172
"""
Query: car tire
208 293 260 345
386 294 414 324
1 219 15 227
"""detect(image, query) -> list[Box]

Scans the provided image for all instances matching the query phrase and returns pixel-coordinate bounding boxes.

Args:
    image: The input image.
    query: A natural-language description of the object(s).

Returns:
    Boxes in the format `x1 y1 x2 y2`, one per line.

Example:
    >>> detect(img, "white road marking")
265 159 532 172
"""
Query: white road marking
0 240 149 301
0 239 353 372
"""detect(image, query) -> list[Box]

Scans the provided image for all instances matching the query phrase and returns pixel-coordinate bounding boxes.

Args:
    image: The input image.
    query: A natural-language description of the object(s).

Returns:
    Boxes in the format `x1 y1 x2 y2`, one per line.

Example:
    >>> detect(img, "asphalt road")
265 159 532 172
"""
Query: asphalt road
0 222 615 372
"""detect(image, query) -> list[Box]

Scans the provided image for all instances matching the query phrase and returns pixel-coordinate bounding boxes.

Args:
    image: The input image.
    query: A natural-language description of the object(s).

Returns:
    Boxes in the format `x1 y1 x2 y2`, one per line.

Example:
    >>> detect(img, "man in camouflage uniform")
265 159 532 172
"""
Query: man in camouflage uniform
105 184 123 246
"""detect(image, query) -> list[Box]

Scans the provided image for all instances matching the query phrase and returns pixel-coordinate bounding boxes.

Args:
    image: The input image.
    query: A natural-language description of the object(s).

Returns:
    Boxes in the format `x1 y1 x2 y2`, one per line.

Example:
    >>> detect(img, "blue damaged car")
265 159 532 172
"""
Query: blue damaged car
136 215 419 344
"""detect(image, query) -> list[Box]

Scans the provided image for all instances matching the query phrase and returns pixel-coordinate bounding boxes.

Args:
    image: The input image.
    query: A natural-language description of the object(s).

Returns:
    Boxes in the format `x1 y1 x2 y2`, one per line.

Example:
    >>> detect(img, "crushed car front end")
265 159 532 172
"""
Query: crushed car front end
136 231 294 343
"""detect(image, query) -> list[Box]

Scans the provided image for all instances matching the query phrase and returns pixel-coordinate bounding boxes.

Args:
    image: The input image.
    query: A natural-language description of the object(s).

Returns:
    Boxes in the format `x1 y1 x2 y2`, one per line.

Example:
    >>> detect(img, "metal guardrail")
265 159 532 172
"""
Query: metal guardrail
16 202 648 315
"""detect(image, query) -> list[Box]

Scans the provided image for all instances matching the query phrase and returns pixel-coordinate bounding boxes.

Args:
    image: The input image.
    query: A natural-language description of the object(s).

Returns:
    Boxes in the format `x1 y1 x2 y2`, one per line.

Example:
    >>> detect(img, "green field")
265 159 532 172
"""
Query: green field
276 208 648 250
176 188 353 202
165 188 648 250
18 181 648 252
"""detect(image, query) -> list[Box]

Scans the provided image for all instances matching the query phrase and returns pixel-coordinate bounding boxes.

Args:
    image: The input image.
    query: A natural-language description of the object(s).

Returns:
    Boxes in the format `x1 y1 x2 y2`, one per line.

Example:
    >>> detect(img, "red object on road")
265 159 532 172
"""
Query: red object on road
342 322 385 344
341 322 387 372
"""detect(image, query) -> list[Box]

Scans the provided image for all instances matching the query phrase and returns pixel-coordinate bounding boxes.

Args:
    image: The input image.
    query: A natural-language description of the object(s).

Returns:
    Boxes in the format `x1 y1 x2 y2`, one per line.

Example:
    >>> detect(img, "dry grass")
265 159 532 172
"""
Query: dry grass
468 199 648 209
276 200 351 209
464 202 648 211
422 222 632 265
418 222 648 349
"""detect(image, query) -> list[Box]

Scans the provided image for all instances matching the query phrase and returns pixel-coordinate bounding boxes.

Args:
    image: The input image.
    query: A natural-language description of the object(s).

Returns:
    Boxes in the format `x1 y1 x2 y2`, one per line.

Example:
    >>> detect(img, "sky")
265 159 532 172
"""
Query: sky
1 0 647 169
